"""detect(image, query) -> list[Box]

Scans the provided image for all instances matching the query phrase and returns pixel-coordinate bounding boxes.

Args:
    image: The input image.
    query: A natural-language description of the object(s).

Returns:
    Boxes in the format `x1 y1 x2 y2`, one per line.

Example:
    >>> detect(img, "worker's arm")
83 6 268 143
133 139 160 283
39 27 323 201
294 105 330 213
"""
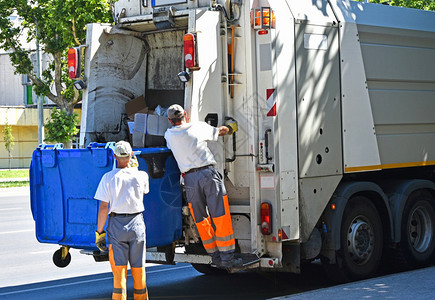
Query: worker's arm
97 201 109 233
218 126 230 136
218 120 238 136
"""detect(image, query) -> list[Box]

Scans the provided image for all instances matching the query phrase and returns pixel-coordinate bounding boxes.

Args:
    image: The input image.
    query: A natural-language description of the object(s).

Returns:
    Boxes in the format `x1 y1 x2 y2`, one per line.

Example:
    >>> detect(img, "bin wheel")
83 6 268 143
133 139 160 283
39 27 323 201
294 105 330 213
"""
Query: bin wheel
53 248 71 268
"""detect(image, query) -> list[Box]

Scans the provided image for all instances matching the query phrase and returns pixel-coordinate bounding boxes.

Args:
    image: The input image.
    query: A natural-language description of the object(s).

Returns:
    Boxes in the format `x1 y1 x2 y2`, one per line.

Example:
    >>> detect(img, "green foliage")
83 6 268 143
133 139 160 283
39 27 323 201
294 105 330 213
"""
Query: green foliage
356 0 435 11
3 122 14 154
0 0 113 112
44 108 79 144
3 120 15 169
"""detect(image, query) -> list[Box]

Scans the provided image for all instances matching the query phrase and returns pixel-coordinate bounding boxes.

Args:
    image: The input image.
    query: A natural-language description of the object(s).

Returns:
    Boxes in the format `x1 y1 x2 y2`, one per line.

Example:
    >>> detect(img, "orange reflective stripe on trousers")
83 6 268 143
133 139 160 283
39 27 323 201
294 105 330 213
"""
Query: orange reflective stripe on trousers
131 267 148 300
189 196 235 253
109 244 127 300
188 203 218 253
212 195 235 251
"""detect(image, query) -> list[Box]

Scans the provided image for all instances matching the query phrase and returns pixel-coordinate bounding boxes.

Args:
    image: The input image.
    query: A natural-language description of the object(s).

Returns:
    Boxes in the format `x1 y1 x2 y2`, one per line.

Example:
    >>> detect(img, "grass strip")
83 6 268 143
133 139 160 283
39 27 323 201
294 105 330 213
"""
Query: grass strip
0 169 29 179
0 181 30 188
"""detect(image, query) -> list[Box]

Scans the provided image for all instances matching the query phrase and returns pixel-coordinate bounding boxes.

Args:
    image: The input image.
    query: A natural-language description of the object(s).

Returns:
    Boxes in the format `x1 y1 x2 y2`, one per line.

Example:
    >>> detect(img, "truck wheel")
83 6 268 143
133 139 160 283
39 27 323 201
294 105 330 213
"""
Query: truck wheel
394 191 435 269
53 248 71 268
323 196 383 282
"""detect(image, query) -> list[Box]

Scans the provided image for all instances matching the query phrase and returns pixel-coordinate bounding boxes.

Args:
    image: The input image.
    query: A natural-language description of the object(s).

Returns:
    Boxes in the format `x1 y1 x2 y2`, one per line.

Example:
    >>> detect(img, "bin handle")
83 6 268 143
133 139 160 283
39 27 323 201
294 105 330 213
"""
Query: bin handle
87 142 115 149
37 143 64 150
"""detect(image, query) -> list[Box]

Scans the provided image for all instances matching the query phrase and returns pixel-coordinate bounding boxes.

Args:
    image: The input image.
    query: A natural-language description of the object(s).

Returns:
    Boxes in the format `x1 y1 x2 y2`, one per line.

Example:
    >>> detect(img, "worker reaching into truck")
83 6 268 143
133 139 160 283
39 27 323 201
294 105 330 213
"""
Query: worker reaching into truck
94 141 149 300
164 104 242 269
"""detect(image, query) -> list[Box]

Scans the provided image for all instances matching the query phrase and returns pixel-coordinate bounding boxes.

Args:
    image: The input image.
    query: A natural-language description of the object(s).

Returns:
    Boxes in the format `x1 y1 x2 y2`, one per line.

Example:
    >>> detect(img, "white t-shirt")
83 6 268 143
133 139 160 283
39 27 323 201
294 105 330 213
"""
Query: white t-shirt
164 122 219 173
94 167 149 214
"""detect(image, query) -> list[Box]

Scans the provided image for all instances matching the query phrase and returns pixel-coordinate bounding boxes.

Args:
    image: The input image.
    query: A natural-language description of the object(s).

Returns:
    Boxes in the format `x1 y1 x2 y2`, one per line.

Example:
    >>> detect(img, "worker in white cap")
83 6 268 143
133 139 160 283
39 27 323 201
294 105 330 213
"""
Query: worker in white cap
94 141 149 300
164 104 242 269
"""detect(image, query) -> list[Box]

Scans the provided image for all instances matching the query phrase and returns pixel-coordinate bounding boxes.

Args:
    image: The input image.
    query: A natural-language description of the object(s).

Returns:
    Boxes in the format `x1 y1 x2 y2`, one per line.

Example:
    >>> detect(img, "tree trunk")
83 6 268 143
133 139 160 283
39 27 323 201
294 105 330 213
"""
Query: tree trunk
8 150 11 170
64 140 73 149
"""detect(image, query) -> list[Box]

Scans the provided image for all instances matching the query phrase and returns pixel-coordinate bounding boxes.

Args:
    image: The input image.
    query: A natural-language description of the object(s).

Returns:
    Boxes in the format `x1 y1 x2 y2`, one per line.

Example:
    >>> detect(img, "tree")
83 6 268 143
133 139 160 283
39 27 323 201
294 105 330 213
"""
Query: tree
44 108 79 148
357 0 435 10
3 120 15 170
0 0 114 115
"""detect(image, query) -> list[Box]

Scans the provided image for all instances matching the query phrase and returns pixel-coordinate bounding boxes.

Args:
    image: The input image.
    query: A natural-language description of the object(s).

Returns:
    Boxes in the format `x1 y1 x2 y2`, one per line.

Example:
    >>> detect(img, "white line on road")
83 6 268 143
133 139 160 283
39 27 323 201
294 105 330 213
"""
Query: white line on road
0 229 33 235
0 208 21 211
0 265 192 296
28 250 56 255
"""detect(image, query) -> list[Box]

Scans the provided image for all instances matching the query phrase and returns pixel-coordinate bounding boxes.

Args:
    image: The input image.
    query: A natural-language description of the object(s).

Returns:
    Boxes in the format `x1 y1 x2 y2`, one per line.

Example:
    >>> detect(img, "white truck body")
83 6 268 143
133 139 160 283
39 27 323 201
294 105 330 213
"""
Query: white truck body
80 0 435 279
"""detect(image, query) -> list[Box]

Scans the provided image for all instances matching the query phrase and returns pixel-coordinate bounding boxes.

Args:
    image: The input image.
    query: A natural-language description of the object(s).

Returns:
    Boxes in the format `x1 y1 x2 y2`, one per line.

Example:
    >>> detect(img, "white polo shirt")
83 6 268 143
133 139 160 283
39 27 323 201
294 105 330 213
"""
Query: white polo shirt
94 167 149 214
164 122 219 173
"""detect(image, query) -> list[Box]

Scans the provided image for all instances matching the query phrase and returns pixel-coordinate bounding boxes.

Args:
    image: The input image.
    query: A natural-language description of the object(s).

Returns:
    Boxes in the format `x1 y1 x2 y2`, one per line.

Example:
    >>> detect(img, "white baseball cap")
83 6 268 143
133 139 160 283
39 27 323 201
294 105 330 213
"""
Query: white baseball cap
167 104 185 119
114 141 132 157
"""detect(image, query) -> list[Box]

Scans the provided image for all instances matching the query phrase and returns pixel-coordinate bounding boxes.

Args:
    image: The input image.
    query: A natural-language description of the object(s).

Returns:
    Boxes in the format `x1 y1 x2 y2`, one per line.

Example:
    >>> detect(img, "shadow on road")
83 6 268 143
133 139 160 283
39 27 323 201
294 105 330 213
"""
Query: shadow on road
0 262 336 300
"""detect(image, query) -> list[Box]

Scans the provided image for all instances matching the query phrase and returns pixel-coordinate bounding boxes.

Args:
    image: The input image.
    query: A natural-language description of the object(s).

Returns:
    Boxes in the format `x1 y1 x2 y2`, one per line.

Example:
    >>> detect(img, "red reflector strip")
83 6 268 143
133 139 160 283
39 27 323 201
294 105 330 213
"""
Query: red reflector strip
266 88 276 117
281 227 289 240
258 29 269 35
267 103 276 117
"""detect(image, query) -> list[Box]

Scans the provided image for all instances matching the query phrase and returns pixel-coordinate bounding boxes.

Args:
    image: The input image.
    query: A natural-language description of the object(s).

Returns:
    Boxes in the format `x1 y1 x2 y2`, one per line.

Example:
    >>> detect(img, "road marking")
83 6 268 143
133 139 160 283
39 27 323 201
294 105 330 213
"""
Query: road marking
29 250 56 255
0 229 33 235
0 265 192 296
0 208 21 211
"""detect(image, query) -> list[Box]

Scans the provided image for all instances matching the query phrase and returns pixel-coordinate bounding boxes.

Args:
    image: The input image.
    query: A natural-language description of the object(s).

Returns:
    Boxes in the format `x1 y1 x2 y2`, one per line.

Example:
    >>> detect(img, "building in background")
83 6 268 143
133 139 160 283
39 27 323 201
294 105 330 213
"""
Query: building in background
0 13 80 169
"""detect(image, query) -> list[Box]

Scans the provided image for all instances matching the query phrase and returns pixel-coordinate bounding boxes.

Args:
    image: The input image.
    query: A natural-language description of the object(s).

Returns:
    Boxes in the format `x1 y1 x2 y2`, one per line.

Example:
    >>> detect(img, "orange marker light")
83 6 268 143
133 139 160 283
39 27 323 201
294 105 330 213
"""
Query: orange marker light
252 8 276 29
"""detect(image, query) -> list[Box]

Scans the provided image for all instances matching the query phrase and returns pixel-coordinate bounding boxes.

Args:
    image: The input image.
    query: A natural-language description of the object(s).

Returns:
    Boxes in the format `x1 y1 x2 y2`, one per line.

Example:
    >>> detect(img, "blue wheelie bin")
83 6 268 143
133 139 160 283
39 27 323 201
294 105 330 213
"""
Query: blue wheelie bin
29 142 182 267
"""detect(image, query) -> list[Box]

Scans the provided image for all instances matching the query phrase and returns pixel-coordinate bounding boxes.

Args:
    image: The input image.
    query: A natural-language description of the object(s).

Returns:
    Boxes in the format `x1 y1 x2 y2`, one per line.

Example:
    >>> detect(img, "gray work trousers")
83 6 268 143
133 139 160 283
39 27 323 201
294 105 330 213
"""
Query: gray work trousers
107 213 146 267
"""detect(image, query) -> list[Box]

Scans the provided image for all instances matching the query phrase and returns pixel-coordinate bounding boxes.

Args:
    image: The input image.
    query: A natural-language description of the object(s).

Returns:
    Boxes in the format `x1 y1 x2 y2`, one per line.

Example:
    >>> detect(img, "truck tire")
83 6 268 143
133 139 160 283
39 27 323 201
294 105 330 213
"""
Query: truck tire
323 196 383 282
392 190 435 269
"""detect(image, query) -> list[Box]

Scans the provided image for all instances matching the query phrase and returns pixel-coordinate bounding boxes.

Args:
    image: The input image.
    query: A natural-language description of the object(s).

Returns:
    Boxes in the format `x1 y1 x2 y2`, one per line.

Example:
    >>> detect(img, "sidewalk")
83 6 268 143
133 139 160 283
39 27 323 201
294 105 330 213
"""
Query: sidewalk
271 266 435 299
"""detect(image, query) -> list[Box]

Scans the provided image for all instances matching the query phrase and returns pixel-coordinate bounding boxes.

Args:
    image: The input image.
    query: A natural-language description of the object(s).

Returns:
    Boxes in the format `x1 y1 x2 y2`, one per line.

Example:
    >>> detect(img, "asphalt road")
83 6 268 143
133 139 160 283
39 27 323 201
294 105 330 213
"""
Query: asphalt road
2 187 435 300
0 187 335 300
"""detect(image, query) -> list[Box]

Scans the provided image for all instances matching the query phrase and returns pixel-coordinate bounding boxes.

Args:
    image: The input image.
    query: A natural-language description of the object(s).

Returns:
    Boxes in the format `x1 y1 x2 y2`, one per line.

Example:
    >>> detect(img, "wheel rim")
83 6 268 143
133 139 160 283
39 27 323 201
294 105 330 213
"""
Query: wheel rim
408 205 433 253
347 216 374 265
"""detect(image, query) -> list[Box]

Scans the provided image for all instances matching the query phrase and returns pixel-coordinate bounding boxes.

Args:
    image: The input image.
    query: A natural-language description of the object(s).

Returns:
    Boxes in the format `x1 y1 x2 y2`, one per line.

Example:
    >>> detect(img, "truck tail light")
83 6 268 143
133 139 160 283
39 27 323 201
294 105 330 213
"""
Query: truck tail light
183 33 195 69
68 47 79 79
261 202 272 235
251 7 275 30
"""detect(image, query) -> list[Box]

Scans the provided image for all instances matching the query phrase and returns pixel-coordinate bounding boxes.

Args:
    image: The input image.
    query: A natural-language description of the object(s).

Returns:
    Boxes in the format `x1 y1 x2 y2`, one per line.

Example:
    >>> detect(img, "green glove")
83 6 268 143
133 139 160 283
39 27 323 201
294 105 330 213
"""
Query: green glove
95 231 107 252
226 121 238 134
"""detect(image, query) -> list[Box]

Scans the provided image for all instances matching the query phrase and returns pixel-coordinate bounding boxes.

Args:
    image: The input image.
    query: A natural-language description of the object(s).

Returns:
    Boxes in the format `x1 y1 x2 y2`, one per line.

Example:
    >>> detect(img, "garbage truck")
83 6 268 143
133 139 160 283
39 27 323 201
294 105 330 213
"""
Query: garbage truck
30 0 435 282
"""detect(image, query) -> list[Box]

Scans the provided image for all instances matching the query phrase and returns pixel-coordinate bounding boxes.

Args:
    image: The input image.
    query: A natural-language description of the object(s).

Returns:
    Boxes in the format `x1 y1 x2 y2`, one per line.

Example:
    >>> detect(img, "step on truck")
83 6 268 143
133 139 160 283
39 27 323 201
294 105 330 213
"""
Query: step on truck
31 0 435 282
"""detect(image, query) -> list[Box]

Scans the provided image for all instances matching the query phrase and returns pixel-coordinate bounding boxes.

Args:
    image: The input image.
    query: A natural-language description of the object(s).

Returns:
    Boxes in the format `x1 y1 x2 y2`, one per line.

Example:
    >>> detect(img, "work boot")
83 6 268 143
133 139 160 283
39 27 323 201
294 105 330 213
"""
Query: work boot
218 257 243 269
210 252 221 266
